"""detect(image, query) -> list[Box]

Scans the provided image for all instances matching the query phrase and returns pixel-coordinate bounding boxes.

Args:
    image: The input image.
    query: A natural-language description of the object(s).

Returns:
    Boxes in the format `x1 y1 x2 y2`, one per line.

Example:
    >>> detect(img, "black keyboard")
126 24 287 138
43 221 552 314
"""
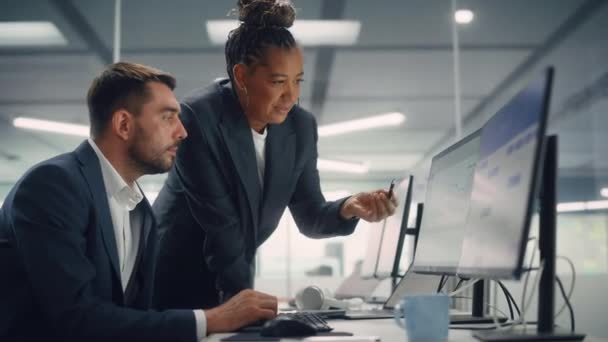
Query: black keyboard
240 312 333 333
279 312 333 332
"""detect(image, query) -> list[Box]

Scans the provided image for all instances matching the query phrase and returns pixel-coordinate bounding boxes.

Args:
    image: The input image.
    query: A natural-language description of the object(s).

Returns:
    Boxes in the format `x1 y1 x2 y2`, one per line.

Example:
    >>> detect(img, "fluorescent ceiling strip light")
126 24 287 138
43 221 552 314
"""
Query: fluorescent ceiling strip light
557 200 608 213
585 200 608 211
13 117 89 137
556 202 586 213
318 112 406 137
0 21 67 46
207 20 361 46
318 158 368 174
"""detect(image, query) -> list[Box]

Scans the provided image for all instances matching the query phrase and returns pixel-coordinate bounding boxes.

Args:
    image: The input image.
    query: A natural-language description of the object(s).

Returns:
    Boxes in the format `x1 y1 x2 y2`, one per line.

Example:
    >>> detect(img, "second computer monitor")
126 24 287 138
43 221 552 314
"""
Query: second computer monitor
457 67 554 280
411 131 481 275
375 175 413 279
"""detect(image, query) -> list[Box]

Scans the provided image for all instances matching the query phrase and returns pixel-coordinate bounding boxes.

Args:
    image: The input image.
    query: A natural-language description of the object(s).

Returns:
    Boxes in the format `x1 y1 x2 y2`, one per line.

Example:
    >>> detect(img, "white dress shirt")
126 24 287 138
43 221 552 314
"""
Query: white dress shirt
87 139 207 340
88 138 144 290
251 127 268 188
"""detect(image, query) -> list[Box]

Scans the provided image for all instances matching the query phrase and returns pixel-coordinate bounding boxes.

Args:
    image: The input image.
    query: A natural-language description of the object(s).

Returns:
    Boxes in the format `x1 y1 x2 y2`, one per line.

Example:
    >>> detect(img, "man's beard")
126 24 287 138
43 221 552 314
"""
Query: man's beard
128 142 172 175
128 127 175 175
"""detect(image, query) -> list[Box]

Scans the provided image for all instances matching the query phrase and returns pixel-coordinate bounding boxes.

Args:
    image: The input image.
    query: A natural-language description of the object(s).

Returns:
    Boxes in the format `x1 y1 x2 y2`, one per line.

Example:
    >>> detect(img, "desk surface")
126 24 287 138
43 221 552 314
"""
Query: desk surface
209 318 608 341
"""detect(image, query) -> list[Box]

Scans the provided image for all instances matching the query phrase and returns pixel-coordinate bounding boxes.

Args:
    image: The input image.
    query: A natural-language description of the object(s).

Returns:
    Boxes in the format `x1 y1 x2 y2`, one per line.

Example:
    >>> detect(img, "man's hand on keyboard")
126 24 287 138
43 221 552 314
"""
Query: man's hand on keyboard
205 289 278 334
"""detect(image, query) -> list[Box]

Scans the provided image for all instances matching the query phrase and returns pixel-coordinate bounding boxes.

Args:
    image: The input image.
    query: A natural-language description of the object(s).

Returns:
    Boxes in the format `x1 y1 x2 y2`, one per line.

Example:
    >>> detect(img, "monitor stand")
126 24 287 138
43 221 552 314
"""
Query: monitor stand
450 280 507 324
474 136 585 341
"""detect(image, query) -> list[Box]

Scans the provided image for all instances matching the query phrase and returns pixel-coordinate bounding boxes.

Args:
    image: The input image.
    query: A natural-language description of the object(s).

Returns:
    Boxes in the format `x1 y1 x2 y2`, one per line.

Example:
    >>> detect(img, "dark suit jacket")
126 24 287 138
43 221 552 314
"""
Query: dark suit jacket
153 79 358 310
0 141 195 342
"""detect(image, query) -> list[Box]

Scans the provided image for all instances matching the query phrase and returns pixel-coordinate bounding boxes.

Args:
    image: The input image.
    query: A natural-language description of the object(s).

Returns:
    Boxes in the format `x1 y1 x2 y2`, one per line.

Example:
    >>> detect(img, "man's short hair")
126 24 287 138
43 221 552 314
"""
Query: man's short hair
87 62 176 137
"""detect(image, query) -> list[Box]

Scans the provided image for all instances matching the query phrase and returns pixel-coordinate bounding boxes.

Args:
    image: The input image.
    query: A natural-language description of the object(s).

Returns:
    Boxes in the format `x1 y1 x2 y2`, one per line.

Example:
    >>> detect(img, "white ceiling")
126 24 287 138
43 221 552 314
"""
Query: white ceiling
1 0 607 200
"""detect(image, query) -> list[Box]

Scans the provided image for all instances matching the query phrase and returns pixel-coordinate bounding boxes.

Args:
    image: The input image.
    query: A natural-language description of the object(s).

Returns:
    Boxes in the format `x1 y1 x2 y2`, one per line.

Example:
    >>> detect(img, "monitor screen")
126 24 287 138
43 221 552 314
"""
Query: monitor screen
457 68 553 279
412 130 481 275
360 219 385 279
375 176 413 279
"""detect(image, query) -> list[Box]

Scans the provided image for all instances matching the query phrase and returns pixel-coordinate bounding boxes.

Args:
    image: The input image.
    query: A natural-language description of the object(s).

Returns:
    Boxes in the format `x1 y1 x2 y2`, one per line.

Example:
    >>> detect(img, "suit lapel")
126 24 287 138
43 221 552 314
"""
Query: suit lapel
262 121 296 219
142 198 158 305
140 196 157 276
75 142 121 282
218 90 262 230
129 196 157 306
140 197 157 262
136 189 155 246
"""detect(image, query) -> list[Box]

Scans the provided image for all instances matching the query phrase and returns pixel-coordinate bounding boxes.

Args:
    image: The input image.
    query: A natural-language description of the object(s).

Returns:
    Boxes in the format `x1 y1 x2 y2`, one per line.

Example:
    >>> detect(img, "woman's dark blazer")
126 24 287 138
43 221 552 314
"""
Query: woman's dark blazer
153 79 358 309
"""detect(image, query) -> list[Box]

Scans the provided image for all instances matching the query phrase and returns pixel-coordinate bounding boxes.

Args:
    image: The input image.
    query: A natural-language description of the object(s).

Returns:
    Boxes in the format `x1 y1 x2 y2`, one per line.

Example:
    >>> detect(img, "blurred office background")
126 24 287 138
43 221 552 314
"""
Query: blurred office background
0 0 607 337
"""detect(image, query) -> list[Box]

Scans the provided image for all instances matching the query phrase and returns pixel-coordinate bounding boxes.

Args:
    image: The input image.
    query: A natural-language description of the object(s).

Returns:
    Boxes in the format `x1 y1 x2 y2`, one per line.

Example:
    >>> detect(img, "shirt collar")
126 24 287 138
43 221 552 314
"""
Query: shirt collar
251 127 268 139
88 138 143 210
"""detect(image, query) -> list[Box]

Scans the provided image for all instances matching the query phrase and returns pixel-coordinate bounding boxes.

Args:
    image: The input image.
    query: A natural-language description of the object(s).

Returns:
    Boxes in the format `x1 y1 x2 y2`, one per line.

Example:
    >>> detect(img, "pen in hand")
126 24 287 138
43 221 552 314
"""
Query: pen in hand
387 179 396 199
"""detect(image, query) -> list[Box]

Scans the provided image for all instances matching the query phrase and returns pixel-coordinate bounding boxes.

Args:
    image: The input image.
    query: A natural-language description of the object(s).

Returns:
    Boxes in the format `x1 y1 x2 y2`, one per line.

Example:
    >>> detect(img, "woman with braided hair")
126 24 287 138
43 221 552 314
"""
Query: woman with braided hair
153 0 397 310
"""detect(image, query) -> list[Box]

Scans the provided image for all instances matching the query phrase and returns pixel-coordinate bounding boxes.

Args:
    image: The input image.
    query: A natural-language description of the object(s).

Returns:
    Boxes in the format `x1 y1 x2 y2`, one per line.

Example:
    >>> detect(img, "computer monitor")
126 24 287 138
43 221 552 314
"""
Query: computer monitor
408 131 501 325
412 130 481 275
466 69 584 341
457 67 553 280
375 175 413 279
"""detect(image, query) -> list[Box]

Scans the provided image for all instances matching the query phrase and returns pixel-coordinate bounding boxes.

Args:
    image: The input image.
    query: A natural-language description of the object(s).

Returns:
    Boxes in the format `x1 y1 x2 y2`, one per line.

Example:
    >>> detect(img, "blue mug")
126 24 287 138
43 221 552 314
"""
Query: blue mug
394 294 450 341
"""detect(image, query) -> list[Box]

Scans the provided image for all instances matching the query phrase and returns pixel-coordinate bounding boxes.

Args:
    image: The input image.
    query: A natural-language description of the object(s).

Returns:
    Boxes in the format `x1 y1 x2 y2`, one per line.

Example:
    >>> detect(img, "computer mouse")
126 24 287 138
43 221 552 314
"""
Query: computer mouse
259 316 317 337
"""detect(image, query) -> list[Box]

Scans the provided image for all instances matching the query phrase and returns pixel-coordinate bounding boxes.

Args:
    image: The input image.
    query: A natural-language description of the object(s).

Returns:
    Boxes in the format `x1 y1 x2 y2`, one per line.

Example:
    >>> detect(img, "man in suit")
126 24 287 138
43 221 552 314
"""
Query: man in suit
0 62 277 341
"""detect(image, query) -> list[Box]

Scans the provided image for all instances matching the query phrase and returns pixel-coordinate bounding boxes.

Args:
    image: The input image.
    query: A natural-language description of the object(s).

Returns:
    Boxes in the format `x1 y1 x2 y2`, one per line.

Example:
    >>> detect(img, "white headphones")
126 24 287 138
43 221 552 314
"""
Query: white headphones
295 285 364 310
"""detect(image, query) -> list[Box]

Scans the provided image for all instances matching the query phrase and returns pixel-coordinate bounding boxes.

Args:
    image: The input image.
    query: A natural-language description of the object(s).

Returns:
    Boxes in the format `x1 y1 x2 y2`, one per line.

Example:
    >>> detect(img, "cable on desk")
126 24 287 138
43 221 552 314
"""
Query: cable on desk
518 238 538 330
495 280 518 319
555 275 575 333
454 278 465 291
437 275 448 293
448 278 481 297
555 255 576 318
